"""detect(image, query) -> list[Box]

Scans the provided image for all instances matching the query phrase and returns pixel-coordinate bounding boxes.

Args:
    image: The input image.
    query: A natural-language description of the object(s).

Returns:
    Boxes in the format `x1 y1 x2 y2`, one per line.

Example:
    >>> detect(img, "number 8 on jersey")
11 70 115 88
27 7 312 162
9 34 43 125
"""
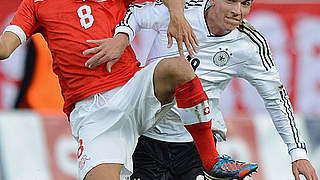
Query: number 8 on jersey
77 5 94 29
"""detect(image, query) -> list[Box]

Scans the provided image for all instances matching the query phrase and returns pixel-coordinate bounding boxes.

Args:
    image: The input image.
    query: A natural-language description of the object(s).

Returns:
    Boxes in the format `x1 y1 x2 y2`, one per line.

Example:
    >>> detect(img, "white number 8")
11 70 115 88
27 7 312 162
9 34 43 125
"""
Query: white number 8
77 5 94 29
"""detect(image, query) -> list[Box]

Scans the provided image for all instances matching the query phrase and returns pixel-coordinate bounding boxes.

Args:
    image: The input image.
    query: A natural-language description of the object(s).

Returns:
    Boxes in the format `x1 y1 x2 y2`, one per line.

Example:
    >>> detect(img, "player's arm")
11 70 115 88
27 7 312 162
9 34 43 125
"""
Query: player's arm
85 2 166 70
1 0 38 60
83 33 129 71
246 48 318 180
0 32 21 60
162 0 199 57
253 75 318 180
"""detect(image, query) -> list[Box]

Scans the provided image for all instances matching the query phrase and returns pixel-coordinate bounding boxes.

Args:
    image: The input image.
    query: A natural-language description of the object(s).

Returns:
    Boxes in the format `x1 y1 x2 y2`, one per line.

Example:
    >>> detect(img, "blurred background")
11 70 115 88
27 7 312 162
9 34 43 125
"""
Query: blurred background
0 0 319 180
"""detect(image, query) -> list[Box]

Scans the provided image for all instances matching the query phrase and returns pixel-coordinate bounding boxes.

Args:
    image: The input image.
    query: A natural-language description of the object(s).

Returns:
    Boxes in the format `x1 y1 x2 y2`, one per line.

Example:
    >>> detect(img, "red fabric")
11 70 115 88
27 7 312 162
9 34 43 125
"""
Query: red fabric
9 0 150 116
175 76 208 108
185 120 219 172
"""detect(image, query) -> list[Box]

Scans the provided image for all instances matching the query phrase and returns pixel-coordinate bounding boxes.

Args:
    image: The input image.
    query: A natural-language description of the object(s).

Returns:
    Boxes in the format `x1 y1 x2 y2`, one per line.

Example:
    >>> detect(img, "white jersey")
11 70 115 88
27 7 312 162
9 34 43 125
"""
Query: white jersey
115 0 307 162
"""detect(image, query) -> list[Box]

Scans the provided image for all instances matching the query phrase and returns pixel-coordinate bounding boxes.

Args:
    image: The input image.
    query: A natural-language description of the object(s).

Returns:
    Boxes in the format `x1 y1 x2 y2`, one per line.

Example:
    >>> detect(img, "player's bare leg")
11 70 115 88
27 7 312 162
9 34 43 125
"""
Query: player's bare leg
154 56 221 171
153 56 195 104
154 56 258 180
84 163 122 180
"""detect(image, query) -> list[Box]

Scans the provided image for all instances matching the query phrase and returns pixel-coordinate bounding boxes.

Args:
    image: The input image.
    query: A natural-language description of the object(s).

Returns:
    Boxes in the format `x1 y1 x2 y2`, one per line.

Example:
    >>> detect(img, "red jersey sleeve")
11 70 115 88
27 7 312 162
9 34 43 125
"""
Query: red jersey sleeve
7 0 39 43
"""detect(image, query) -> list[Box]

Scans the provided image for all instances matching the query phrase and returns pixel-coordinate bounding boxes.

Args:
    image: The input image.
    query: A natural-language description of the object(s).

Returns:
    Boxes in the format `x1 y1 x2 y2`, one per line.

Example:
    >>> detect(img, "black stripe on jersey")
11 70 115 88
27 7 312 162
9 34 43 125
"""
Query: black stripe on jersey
243 26 274 69
300 142 307 151
283 89 307 151
279 89 301 148
237 28 269 71
121 6 132 26
125 11 132 24
203 0 211 35
128 1 162 9
185 0 203 8
119 9 135 36
116 23 135 38
130 3 143 8
155 0 163 6
255 31 274 66
120 10 131 25
303 143 307 151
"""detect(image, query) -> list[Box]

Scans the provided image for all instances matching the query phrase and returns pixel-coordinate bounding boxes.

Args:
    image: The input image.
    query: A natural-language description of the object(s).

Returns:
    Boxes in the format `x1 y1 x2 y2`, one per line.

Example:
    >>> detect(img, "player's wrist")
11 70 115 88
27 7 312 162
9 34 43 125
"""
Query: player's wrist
289 148 308 162
114 26 134 43
114 32 129 47
168 10 185 19
164 0 185 15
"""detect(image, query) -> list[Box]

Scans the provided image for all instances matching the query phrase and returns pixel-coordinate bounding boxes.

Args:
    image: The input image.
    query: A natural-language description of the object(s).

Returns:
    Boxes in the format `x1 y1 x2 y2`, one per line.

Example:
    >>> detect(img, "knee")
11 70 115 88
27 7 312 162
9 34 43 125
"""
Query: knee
158 56 195 83
84 163 122 180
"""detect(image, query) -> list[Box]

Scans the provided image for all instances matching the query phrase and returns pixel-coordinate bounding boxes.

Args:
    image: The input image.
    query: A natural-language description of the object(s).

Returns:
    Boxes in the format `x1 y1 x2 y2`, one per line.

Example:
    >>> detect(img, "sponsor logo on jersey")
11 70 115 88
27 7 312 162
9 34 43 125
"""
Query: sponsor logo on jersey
213 48 231 67
79 154 91 170
77 139 84 158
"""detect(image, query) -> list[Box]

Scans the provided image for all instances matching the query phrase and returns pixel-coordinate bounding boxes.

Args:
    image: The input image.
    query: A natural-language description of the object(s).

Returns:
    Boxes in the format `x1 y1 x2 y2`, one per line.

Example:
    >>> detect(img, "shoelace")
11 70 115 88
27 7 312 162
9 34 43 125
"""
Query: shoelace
217 155 246 173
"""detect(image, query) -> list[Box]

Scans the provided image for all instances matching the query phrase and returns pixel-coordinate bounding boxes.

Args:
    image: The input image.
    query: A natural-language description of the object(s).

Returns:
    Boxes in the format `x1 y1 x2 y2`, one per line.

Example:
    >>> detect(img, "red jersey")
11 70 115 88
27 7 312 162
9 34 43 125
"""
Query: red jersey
9 0 143 116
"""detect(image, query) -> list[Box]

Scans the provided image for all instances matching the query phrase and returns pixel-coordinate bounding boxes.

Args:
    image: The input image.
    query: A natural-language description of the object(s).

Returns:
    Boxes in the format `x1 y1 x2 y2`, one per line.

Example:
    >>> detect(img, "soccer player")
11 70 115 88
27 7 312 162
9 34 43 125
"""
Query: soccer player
0 0 229 180
86 0 319 179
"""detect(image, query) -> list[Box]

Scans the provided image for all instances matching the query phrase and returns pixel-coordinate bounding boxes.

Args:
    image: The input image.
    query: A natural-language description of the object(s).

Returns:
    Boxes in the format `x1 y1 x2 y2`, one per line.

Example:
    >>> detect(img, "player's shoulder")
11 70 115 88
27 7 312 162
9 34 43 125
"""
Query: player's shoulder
185 0 204 7
236 19 270 46
237 19 267 38
128 0 167 13
238 19 257 32
237 19 274 69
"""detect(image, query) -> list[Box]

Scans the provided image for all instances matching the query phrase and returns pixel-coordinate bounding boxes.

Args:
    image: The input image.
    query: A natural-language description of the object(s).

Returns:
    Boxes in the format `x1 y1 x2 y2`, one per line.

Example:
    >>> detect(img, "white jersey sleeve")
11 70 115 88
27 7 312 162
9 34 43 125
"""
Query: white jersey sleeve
238 21 308 162
116 0 309 162
115 1 169 42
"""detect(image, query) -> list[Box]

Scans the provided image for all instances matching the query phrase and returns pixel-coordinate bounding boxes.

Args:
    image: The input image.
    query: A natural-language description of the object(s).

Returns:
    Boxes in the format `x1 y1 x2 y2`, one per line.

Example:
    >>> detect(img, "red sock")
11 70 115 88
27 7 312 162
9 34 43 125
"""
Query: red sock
174 76 207 108
185 121 220 172
175 76 220 172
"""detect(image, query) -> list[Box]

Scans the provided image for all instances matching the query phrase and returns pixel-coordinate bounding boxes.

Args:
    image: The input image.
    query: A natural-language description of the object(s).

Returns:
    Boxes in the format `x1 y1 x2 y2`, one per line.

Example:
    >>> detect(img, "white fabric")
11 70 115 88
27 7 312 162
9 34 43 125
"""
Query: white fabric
69 59 174 180
290 148 310 162
177 100 212 125
116 0 308 161
4 25 27 43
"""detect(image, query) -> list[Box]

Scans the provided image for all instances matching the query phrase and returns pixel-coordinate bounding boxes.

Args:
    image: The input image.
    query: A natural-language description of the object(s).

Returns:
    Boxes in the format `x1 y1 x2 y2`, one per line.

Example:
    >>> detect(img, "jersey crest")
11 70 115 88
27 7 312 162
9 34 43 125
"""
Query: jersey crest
212 48 231 67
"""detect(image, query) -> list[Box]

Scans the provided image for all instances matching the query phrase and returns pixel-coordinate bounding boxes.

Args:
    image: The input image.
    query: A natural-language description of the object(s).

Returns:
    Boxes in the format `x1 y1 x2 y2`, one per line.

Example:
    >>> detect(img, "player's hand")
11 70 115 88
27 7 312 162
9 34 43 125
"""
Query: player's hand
167 12 199 58
83 33 129 72
292 159 319 180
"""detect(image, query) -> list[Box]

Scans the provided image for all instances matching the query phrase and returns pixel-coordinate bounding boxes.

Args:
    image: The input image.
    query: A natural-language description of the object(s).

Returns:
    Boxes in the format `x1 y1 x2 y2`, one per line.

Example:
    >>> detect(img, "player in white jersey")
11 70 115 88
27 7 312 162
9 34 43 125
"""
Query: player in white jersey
114 0 319 180
85 0 318 180
0 0 255 180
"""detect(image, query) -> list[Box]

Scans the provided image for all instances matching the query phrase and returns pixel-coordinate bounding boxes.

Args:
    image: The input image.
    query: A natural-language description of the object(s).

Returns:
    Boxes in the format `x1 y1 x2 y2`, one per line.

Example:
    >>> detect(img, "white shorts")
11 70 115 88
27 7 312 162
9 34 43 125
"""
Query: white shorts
69 60 174 180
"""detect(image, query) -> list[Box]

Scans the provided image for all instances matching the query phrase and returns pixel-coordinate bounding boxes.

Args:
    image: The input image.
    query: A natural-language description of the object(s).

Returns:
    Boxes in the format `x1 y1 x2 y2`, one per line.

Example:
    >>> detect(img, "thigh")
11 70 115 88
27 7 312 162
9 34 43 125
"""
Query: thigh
131 136 168 180
76 116 138 180
153 56 195 105
110 59 175 135
84 163 122 180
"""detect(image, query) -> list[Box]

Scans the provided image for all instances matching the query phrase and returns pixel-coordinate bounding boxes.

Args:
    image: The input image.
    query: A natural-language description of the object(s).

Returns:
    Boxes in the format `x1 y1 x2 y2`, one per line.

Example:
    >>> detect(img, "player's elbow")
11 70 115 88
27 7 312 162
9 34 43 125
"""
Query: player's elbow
0 32 22 60
0 50 10 60
0 44 11 60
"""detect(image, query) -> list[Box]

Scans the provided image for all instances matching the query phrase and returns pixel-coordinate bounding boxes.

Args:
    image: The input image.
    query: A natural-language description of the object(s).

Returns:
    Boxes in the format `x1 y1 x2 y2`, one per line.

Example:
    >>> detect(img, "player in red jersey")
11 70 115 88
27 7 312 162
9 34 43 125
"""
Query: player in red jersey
0 0 221 180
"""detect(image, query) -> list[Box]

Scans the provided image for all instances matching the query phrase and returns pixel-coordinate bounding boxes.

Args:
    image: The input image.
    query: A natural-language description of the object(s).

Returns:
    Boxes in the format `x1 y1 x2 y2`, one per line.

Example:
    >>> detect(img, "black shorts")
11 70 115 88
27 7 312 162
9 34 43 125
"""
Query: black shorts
130 135 204 180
